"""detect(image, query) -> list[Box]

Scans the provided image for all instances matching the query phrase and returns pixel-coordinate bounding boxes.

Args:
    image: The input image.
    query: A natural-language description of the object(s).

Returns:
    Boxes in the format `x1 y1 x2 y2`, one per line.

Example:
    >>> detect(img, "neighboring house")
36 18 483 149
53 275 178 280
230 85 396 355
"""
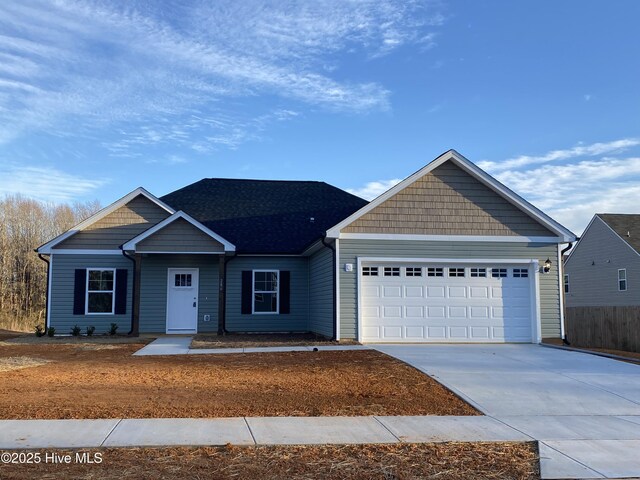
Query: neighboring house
564 214 640 351
37 150 575 343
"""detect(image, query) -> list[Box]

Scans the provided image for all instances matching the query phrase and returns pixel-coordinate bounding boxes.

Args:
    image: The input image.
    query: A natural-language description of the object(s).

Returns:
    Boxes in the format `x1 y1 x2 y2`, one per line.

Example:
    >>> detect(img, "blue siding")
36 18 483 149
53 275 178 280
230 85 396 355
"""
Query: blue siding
308 247 334 338
49 254 133 335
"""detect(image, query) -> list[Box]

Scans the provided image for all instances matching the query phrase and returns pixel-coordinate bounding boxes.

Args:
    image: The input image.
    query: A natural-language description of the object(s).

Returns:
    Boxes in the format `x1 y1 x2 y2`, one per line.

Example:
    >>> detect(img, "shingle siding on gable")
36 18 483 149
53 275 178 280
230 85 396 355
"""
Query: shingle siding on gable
57 195 170 250
342 162 554 237
565 216 640 307
137 218 224 253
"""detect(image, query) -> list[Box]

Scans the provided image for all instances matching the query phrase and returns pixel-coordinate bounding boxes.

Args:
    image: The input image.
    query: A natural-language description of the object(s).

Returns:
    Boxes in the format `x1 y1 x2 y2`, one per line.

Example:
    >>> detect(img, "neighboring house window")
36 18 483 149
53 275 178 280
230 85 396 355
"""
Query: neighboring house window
86 269 115 314
470 268 487 278
513 268 529 278
405 267 422 277
491 268 507 278
384 267 400 277
564 274 569 294
253 270 279 314
618 269 627 291
448 267 465 277
427 267 444 277
362 266 378 276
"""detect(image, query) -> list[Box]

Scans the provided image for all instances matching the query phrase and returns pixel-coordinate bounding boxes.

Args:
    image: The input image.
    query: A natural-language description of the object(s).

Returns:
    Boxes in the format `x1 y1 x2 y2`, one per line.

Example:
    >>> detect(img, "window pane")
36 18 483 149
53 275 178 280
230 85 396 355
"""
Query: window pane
427 267 443 277
89 270 114 291
471 268 486 278
362 266 378 276
254 292 277 312
88 292 113 313
449 267 465 277
384 267 400 277
254 271 277 292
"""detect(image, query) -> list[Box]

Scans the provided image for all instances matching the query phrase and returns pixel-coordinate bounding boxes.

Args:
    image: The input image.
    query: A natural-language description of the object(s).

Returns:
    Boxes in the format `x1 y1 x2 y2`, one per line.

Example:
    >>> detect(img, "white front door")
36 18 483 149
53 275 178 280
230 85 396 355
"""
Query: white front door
166 268 199 334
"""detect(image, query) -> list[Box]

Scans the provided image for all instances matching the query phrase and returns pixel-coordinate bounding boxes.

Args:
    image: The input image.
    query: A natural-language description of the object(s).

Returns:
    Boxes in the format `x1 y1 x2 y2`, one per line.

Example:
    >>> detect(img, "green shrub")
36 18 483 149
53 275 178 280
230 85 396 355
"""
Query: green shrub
109 323 118 335
47 326 55 337
71 325 81 336
86 325 95 336
34 324 45 337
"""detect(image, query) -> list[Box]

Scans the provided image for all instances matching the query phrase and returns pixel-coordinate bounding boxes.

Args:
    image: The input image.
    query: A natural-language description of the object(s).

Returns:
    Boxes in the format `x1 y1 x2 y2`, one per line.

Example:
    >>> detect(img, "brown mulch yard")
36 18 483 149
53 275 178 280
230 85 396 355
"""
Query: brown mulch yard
0 344 478 419
0 443 539 480
191 332 358 349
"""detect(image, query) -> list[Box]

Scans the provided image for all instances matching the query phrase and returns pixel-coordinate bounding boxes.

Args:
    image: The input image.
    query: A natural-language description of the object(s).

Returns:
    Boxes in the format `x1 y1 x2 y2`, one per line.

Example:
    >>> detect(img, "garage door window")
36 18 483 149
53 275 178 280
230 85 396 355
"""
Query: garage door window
384 267 400 277
427 267 444 277
405 267 422 277
448 267 465 277
362 266 378 276
470 268 487 278
491 268 507 278
513 268 529 278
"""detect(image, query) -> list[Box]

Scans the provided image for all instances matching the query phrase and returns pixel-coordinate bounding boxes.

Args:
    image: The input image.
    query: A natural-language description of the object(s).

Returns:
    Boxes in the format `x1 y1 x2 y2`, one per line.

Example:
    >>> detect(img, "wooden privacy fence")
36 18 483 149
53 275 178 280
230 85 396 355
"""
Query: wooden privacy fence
565 306 640 353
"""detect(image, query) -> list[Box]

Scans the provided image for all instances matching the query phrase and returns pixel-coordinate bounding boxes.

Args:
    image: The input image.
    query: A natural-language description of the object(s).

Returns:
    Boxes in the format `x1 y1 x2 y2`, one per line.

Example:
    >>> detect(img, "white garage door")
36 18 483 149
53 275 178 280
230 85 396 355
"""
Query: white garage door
360 262 533 343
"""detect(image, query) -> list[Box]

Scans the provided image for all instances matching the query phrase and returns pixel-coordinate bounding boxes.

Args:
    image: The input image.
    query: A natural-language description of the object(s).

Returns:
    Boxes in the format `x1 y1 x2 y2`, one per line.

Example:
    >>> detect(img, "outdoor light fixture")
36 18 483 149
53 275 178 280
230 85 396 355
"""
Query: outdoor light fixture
543 258 552 273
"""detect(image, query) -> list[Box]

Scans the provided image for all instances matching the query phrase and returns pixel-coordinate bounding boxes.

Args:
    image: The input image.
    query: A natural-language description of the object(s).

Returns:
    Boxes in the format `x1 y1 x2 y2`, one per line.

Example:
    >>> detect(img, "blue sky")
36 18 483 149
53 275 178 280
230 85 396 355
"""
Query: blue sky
0 0 639 234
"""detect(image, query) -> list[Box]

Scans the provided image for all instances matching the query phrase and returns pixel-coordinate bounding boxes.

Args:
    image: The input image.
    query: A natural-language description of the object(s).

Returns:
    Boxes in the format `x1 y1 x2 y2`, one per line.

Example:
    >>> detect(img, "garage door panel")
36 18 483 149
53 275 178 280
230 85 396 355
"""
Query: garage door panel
361 262 533 343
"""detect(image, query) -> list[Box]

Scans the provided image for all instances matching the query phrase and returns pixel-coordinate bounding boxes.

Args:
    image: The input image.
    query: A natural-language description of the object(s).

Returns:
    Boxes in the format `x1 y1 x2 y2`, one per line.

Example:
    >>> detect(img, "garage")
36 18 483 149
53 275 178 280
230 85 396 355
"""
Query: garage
359 261 536 343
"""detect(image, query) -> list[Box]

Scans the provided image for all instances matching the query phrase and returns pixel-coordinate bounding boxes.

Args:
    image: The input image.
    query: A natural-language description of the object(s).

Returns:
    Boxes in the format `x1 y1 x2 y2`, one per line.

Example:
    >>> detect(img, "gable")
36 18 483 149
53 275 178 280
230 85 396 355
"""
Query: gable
342 161 555 237
57 194 171 250
136 217 225 253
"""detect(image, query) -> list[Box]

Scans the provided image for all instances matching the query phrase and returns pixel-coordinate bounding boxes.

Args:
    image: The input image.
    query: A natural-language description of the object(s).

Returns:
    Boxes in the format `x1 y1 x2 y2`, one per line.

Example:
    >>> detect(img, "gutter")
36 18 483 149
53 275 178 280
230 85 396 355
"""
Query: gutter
559 240 577 345
121 249 137 336
36 252 50 330
321 236 338 341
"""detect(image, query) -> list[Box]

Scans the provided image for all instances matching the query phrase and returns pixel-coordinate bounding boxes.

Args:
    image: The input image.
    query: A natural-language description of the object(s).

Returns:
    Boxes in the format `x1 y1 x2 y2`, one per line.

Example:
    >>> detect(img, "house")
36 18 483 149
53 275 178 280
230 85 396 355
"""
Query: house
37 150 576 343
564 214 640 351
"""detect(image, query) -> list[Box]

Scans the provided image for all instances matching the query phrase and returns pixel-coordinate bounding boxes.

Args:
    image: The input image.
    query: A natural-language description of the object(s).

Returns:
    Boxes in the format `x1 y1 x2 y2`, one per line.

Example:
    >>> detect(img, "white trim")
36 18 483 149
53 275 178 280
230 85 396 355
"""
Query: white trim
134 250 226 255
618 268 628 291
85 268 116 315
557 244 566 339
166 268 199 334
49 249 124 255
236 254 302 257
356 257 541 344
252 269 280 315
335 238 340 341
122 210 236 252
326 150 576 242
46 254 53 328
37 187 175 254
338 233 563 243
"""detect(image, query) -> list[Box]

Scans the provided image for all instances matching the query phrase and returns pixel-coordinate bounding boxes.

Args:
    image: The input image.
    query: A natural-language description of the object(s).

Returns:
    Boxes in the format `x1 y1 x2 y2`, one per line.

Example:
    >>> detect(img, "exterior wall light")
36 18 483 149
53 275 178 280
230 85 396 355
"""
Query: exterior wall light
543 258 552 273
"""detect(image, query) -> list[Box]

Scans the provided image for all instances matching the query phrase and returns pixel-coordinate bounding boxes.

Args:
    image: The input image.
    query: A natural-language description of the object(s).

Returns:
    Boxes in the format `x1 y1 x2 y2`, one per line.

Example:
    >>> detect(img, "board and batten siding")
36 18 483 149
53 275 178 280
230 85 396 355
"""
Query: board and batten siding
137 218 224 253
49 254 132 334
338 239 561 340
57 195 171 250
308 247 334 338
138 254 220 333
565 216 640 307
225 257 308 332
342 162 554 237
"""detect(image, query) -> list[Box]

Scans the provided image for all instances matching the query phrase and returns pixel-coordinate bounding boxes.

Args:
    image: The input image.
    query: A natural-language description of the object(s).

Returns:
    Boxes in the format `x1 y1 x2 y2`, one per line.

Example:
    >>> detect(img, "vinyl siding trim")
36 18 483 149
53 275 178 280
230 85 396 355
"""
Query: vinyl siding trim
335 238 341 341
339 233 564 243
50 249 125 255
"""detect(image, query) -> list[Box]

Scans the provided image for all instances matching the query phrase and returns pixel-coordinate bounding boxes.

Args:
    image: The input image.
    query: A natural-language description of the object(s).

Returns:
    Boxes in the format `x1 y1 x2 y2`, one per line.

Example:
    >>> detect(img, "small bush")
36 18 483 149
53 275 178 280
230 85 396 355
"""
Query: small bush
34 324 45 337
109 323 118 335
47 326 55 337
86 325 95 336
71 325 81 336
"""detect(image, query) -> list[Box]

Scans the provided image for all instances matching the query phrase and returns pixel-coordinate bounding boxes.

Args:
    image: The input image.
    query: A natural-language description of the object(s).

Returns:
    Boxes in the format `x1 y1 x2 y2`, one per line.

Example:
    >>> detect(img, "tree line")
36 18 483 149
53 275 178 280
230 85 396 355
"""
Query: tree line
0 195 100 331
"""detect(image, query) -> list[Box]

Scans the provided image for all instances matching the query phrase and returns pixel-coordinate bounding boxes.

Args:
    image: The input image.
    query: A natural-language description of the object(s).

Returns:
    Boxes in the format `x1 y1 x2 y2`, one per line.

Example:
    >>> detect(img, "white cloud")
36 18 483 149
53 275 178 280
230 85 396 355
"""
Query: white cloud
0 164 107 202
479 138 640 171
347 178 402 200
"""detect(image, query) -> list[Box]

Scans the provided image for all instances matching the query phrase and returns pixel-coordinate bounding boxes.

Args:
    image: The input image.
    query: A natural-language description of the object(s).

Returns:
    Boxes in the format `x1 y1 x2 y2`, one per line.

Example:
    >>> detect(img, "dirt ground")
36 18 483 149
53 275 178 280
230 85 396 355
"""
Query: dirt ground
1 334 154 345
542 338 640 362
191 332 358 349
0 344 478 419
0 443 539 480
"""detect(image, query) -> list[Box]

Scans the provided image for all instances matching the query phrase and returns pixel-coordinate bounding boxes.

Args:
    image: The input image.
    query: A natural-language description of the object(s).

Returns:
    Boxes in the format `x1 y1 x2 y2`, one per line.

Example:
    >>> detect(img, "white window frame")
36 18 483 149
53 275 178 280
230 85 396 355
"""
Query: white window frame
513 268 529 278
85 268 116 315
564 274 569 294
448 267 465 277
618 269 627 291
252 269 280 315
470 267 487 278
405 267 422 277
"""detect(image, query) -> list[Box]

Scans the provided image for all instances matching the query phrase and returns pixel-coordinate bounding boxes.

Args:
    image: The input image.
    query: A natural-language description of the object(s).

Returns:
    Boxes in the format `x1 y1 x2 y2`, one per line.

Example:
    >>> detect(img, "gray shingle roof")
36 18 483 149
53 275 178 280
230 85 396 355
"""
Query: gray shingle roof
597 214 640 253
161 178 368 254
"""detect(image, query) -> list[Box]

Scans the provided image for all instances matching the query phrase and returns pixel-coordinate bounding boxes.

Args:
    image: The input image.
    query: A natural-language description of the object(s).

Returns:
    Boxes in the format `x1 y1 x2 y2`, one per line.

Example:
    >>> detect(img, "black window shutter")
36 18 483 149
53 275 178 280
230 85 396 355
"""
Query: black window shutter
73 269 86 315
241 271 252 314
115 269 128 315
280 271 290 314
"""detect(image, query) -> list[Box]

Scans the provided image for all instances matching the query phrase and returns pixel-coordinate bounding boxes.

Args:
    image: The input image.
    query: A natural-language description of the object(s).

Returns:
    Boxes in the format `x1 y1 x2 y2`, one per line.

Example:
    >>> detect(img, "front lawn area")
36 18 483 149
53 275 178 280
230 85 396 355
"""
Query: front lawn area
0 443 539 480
0 343 478 419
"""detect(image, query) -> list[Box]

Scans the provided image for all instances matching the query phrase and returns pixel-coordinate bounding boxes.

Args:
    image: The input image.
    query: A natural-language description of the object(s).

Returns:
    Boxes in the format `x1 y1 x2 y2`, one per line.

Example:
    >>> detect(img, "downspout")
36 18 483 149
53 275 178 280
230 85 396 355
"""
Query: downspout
122 250 137 336
36 252 50 330
321 236 337 341
559 241 577 345
220 252 238 335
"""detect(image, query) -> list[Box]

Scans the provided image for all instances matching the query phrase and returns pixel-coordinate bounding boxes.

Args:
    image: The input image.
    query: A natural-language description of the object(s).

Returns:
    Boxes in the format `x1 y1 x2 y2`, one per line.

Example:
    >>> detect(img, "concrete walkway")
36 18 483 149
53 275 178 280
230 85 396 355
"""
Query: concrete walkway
374 344 640 479
133 336 372 356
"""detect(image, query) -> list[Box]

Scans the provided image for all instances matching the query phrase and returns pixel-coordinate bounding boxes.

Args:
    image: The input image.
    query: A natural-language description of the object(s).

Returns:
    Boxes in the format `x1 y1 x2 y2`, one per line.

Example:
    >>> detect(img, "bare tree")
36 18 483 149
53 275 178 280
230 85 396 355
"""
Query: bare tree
0 196 100 331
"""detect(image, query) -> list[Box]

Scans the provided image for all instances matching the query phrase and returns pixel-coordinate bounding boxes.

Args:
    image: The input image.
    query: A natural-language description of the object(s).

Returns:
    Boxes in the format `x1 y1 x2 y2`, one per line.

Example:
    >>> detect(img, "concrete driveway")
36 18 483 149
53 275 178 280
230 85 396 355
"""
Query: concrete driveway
374 344 640 479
